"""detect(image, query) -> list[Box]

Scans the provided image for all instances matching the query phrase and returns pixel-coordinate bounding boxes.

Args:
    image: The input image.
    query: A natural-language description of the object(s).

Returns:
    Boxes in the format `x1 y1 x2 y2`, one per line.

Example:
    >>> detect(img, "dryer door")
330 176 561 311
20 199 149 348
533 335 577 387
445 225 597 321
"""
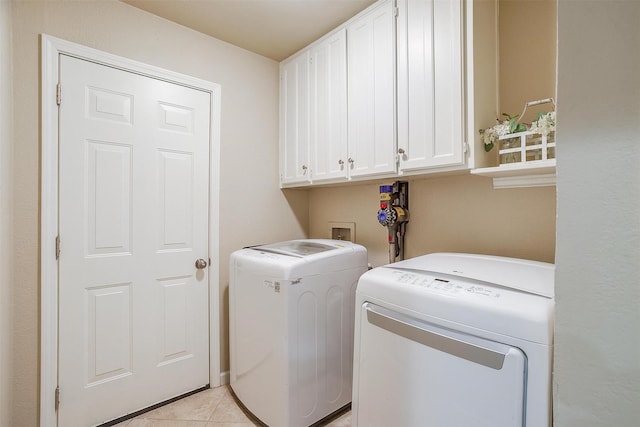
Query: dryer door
353 303 527 427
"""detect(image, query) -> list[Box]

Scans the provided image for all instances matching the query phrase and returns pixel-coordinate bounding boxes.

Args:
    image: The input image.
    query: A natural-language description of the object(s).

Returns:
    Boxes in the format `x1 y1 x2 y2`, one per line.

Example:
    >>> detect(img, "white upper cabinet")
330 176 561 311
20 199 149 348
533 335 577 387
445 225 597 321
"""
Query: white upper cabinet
280 51 311 185
346 0 397 178
396 0 464 172
278 0 496 187
310 29 349 182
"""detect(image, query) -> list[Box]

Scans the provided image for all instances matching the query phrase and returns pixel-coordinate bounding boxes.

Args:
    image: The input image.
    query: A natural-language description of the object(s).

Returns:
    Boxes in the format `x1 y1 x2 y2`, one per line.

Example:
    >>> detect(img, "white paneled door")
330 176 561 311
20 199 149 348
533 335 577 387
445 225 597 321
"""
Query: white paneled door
58 55 210 426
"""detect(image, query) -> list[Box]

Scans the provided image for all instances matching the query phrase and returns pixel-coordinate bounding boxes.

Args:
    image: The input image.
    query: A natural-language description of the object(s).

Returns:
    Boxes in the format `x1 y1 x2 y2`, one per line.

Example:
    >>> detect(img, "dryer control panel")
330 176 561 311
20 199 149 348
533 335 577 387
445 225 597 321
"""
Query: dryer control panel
390 269 503 299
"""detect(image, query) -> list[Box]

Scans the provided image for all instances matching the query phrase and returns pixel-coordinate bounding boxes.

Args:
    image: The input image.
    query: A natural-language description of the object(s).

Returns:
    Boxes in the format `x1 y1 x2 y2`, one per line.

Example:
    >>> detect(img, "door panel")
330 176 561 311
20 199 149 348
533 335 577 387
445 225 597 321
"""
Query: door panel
157 278 192 364
157 150 193 249
347 1 396 177
354 303 526 427
279 52 310 184
87 283 132 385
58 54 210 426
310 28 348 181
87 141 132 255
397 0 464 171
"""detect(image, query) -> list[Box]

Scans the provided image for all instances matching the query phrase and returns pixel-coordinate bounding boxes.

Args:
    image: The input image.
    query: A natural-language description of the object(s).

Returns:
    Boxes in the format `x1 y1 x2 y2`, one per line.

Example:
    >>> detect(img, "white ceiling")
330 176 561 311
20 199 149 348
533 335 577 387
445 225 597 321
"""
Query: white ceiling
122 0 376 62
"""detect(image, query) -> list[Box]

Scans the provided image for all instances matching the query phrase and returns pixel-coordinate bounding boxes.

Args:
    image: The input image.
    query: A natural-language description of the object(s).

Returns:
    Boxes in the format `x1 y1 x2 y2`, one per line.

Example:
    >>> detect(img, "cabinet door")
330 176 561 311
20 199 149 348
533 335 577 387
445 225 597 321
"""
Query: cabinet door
347 0 397 178
280 51 311 185
397 0 464 171
310 29 348 182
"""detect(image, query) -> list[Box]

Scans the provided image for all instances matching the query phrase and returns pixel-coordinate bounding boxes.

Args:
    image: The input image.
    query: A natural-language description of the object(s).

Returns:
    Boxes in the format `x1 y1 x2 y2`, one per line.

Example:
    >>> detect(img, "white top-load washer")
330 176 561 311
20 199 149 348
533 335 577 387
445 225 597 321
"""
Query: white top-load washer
352 253 554 427
230 239 368 427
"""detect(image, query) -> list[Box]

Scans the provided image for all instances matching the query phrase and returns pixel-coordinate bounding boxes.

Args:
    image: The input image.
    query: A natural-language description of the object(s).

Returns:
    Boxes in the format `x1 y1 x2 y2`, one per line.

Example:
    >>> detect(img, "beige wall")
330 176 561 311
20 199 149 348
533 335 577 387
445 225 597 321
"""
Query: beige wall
500 0 557 121
3 0 564 424
308 0 558 266
554 1 640 425
1 1 13 426
10 0 307 424
309 175 555 267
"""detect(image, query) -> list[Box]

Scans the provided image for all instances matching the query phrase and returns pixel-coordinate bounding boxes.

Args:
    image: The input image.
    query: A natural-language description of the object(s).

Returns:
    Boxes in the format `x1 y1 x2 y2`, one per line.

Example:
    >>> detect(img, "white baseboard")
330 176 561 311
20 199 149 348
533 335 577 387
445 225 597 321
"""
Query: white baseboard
219 370 230 386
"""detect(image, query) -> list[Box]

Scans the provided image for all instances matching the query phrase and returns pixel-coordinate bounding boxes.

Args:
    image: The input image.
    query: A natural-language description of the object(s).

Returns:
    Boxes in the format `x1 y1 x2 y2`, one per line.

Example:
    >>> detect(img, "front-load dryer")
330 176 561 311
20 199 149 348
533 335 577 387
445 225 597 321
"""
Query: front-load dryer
230 239 368 427
352 252 554 427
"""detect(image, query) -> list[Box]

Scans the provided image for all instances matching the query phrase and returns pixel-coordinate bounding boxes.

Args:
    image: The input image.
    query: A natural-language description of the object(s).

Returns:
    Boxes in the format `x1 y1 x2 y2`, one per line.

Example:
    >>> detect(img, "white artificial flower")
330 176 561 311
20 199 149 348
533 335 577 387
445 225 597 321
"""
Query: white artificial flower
530 111 556 135
480 120 511 150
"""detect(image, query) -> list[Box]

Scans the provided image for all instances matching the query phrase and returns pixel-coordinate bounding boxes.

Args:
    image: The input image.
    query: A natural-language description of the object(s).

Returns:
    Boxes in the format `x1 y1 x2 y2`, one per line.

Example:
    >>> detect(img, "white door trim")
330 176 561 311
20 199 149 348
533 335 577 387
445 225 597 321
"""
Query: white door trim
40 34 222 427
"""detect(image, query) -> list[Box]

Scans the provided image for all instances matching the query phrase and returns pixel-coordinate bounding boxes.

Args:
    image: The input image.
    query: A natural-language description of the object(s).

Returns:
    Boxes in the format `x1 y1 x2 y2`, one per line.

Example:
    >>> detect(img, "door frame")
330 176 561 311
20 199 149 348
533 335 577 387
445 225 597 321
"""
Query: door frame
40 34 222 426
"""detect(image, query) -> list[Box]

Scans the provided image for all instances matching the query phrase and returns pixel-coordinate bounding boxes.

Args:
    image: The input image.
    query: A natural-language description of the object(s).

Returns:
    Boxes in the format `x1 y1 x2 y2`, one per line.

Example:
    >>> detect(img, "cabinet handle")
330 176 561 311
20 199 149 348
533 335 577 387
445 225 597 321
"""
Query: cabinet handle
398 148 405 155
338 159 344 165
302 165 308 175
348 158 354 164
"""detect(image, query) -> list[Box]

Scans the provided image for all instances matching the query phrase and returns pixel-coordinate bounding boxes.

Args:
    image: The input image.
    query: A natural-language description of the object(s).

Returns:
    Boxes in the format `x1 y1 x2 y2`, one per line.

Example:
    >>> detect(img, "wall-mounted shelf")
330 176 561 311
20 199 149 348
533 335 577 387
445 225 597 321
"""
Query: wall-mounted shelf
470 159 556 189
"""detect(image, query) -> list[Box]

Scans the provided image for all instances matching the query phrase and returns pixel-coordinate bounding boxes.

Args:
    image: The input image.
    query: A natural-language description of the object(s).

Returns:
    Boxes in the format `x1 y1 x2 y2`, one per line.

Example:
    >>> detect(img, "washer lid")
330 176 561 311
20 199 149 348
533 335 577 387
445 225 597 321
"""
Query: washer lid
389 252 554 298
250 239 352 258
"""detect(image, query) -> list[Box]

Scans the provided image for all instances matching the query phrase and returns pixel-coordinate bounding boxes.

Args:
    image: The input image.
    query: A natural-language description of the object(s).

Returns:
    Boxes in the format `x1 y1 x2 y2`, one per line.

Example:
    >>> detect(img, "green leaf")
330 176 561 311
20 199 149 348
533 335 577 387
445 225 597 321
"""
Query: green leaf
484 142 494 152
508 118 518 133
502 112 520 121
507 117 527 133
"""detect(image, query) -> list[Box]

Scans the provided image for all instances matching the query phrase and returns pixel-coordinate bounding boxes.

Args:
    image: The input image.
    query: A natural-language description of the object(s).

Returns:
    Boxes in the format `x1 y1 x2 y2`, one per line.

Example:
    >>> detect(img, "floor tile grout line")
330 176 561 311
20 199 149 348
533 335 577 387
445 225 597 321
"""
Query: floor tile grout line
206 385 232 422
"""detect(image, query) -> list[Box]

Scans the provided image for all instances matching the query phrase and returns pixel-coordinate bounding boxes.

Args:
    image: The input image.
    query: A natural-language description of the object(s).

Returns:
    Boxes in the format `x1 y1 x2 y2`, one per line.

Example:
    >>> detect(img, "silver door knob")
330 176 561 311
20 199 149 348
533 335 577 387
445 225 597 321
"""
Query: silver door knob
195 259 208 269
398 148 405 154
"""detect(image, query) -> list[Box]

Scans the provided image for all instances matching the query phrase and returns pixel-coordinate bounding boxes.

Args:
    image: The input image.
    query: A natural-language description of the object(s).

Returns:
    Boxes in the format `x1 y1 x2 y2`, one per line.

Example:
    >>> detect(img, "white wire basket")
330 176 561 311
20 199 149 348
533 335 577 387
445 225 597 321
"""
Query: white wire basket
498 98 556 166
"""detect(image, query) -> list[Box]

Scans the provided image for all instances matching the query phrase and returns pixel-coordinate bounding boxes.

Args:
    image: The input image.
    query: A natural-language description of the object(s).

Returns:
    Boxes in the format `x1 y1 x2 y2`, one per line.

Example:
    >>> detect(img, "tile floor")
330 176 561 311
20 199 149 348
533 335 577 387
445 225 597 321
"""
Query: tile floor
113 385 352 427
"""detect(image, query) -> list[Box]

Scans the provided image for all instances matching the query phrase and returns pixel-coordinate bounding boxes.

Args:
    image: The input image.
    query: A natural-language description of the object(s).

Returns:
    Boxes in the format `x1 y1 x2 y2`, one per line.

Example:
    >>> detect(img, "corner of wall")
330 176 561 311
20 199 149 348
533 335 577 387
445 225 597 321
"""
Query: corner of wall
554 1 640 424
0 1 14 425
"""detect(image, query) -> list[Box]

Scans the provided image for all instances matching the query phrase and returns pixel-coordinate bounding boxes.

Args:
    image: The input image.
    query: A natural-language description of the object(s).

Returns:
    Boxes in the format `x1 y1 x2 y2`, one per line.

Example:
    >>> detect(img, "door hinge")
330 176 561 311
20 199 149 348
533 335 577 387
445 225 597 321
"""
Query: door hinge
55 386 60 411
56 83 61 106
393 6 399 17
55 235 61 260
